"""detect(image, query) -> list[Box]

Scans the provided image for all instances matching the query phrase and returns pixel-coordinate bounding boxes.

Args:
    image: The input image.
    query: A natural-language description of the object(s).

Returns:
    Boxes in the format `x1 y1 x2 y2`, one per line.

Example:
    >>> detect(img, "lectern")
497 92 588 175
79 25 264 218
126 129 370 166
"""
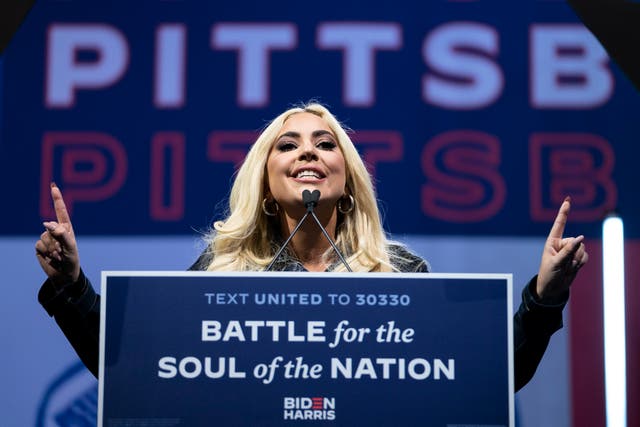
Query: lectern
99 272 514 426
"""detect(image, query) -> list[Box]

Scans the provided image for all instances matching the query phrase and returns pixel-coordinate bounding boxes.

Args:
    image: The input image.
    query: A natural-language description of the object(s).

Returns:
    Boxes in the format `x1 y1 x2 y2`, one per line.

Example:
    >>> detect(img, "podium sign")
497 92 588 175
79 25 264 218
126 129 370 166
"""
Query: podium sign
99 272 514 426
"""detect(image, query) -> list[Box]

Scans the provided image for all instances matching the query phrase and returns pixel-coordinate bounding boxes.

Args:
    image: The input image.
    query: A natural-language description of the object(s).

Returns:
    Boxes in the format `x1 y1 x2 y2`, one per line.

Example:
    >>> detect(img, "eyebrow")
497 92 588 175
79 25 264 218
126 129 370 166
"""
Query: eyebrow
277 130 335 140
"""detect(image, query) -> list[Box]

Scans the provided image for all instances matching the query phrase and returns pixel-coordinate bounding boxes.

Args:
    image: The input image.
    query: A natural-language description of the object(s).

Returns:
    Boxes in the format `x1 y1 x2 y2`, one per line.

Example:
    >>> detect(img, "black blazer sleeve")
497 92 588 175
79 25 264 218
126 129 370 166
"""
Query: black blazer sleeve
38 270 101 378
513 276 567 391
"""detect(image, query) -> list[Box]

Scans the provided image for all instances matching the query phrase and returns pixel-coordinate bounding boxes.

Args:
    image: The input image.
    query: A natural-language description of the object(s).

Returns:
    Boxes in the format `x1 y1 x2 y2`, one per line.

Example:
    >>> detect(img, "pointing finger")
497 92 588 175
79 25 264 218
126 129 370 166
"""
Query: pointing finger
51 183 72 226
548 197 571 240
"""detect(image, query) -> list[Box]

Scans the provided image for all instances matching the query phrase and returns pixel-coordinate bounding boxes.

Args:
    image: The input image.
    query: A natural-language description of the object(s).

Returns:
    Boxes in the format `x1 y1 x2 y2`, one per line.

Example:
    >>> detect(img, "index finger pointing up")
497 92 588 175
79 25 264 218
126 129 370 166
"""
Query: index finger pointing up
50 183 72 225
548 196 571 239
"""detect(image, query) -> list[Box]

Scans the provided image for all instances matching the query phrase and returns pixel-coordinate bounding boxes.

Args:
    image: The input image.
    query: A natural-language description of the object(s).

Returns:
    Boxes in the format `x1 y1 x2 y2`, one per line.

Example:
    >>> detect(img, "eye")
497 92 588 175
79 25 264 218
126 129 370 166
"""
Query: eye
276 141 297 152
317 140 337 150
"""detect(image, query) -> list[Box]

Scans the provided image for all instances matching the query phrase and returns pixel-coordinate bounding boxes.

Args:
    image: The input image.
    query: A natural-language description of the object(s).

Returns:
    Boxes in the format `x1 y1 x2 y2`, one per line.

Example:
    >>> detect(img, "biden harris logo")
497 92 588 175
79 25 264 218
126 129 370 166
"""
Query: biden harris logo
36 361 98 427
283 396 336 421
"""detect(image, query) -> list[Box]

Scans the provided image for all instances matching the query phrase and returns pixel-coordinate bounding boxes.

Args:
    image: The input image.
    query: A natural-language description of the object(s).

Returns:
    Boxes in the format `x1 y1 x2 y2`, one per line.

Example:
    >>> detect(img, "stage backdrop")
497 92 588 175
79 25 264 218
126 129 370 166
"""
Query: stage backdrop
1 1 638 426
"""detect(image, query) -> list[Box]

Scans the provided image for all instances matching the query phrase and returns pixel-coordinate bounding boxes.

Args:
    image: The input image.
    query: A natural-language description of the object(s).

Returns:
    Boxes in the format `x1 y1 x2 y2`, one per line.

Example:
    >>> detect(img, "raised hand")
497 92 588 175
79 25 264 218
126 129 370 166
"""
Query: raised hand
35 183 81 287
536 197 589 302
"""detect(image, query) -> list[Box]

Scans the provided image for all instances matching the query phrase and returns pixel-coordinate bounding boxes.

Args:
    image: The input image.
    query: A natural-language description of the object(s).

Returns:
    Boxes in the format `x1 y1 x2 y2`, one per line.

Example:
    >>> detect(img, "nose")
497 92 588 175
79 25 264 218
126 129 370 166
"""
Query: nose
298 140 318 161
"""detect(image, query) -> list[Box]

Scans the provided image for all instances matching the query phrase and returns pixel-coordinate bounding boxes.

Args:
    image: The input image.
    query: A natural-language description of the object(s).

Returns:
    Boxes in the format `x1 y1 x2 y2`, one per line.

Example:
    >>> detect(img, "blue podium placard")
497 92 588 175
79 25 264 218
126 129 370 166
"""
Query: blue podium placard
99 272 514 427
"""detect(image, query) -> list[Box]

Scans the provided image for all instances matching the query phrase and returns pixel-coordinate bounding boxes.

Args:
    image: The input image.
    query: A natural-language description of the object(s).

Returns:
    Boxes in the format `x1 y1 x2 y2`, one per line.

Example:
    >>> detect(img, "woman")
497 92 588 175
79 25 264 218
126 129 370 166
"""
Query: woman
36 103 588 391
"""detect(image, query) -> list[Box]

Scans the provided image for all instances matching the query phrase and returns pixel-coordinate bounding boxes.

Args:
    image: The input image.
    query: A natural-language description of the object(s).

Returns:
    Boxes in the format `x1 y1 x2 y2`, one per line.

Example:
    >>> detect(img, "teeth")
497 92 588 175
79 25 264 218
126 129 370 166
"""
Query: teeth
296 170 321 179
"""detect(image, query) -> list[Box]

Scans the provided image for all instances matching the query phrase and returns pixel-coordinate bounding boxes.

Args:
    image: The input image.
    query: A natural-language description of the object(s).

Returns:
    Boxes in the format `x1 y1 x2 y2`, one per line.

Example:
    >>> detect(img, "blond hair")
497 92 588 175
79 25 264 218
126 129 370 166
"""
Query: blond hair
205 103 398 272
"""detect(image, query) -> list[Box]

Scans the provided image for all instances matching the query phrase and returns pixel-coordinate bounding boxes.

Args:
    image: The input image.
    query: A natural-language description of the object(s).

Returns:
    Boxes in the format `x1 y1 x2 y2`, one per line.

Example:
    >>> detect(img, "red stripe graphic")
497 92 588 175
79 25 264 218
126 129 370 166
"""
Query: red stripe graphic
312 397 323 409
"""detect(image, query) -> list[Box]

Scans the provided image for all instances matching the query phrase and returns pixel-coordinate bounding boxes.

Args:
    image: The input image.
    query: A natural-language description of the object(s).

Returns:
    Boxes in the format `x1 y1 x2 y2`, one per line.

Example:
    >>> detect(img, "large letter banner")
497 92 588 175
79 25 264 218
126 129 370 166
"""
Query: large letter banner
99 272 514 426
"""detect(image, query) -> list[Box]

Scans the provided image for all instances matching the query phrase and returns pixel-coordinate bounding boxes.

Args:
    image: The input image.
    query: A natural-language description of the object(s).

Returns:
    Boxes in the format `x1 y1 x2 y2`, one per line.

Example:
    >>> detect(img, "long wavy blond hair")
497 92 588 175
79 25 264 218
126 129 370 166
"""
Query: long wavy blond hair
204 103 400 272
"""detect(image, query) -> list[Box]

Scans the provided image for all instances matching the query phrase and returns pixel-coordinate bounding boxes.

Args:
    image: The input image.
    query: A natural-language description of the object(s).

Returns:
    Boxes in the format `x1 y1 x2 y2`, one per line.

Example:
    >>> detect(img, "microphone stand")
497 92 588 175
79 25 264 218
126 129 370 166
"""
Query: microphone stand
264 190 352 272
264 208 312 272
304 190 353 272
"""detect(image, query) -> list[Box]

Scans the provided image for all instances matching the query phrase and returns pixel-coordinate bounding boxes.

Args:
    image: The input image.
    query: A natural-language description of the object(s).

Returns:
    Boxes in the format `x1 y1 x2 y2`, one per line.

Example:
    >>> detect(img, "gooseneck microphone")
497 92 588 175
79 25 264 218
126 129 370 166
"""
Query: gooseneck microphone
264 190 352 272
304 190 353 272
264 191 315 271
302 189 320 212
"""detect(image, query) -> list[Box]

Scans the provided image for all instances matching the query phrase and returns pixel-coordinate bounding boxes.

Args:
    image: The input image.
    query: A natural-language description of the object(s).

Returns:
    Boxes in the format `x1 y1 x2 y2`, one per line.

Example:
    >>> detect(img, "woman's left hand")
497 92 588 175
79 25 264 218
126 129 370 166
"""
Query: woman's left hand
536 197 589 302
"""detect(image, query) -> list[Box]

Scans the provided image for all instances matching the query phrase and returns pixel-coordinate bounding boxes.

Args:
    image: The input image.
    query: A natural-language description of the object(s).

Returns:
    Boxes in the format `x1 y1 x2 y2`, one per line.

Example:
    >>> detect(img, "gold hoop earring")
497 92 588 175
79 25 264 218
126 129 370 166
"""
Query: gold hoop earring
262 198 279 216
337 194 355 214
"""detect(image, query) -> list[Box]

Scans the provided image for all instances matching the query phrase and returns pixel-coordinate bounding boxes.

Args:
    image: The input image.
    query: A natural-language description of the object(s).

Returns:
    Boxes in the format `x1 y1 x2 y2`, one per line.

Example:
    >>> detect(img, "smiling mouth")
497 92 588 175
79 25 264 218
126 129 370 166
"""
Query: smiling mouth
296 170 322 179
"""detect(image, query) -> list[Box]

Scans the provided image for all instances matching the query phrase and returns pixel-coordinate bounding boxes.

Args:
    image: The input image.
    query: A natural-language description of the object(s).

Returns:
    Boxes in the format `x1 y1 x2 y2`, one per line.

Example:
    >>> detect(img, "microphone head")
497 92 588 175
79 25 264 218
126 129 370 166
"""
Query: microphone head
302 189 321 209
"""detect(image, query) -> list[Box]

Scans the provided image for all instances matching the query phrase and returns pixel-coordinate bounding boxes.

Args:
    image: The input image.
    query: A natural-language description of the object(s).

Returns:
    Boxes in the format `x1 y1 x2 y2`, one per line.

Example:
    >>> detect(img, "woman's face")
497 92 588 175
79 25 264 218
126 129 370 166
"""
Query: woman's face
266 112 346 213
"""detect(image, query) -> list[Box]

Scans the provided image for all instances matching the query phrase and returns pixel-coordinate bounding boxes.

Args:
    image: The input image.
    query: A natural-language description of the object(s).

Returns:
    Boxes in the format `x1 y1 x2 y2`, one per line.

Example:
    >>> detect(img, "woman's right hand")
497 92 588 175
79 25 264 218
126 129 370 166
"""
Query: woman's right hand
35 183 81 288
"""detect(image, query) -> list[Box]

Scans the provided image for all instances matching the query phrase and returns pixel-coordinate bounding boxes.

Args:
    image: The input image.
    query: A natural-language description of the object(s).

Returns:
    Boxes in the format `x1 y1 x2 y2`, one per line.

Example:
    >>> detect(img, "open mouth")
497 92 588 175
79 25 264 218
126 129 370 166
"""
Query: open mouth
293 169 326 180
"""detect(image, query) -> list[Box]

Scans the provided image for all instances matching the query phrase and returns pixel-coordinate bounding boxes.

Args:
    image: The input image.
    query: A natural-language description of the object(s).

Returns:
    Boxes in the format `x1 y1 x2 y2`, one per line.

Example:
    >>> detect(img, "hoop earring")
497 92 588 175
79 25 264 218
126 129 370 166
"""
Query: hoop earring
262 198 279 216
337 194 355 214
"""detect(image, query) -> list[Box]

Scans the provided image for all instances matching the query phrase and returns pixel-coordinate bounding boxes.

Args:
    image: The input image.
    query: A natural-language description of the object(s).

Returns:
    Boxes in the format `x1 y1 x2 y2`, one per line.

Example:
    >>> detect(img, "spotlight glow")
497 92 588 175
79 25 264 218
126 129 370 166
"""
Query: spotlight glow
602 215 626 427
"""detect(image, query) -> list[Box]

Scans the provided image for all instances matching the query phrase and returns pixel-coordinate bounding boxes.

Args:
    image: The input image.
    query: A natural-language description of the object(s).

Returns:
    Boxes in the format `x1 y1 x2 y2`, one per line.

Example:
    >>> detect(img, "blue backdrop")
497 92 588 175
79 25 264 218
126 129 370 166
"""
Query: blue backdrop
1 1 637 426
1 0 638 237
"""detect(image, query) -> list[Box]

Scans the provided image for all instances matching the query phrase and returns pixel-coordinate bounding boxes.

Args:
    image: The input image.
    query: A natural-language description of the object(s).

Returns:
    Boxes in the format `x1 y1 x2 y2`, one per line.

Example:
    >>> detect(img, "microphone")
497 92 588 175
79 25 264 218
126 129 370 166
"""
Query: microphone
302 189 320 211
304 190 353 272
264 190 352 272
264 191 314 271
